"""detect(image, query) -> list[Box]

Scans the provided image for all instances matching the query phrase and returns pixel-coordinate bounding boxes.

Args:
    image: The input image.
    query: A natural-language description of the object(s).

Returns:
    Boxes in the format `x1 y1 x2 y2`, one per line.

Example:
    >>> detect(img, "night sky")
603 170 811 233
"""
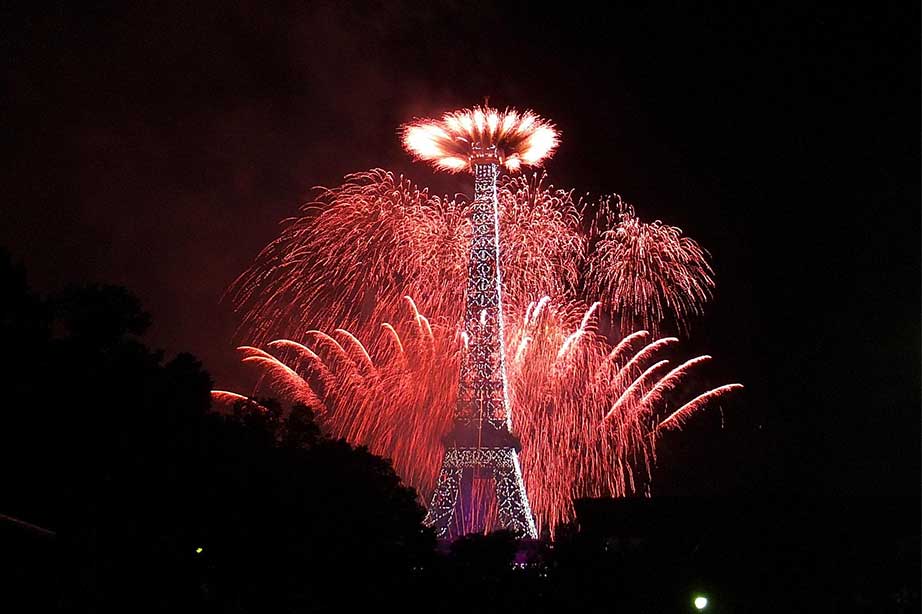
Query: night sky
3 3 918 498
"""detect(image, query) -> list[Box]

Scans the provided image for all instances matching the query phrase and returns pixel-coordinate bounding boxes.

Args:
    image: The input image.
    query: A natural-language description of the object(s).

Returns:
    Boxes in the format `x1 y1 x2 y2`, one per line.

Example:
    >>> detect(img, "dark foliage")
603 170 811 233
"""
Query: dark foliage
0 249 434 613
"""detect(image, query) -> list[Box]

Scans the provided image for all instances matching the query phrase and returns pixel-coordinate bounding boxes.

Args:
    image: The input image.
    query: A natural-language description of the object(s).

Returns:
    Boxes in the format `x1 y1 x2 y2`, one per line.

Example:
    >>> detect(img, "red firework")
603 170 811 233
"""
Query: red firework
402 105 559 173
229 170 587 347
216 297 739 536
219 107 738 536
589 199 715 335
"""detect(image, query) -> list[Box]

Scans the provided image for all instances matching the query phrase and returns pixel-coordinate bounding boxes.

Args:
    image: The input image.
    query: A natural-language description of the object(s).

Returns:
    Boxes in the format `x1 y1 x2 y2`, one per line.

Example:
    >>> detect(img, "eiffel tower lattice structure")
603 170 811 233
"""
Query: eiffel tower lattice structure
424 160 537 539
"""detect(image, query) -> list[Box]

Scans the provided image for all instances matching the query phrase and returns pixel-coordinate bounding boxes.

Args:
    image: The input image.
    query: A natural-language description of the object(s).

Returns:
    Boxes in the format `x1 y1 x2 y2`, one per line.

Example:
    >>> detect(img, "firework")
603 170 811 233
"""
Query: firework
210 390 273 419
402 105 559 173
589 200 715 334
220 298 740 536
229 170 586 349
230 170 711 348
222 106 738 537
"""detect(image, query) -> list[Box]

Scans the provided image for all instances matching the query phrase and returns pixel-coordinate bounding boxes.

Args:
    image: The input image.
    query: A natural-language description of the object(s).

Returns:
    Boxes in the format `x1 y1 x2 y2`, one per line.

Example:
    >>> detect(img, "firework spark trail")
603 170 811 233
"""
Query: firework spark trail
238 349 321 408
211 390 264 410
266 339 334 387
609 337 679 393
640 355 712 408
657 384 744 432
604 359 671 422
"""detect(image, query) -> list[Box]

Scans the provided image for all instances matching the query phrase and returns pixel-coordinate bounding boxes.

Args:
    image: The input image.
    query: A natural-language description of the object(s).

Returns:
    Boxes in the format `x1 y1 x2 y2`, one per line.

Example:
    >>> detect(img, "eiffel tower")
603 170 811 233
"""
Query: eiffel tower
402 106 558 539
425 157 536 539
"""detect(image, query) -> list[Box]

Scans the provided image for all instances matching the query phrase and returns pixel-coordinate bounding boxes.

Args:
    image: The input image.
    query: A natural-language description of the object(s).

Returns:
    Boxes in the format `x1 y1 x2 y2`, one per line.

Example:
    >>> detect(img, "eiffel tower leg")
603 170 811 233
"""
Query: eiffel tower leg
424 459 462 538
493 449 537 538
459 467 474 535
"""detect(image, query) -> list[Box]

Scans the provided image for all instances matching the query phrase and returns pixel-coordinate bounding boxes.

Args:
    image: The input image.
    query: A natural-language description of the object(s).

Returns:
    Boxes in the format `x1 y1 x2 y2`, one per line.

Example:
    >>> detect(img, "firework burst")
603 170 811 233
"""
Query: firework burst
402 105 559 173
589 200 715 334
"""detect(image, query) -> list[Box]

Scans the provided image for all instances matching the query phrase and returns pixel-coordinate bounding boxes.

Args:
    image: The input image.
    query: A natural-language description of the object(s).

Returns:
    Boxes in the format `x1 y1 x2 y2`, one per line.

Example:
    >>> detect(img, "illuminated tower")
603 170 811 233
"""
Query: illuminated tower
402 106 558 538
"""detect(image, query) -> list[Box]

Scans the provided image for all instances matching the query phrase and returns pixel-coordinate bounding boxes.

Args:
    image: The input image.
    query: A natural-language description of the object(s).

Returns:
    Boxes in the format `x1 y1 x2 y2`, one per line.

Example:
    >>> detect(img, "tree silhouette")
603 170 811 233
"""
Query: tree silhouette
0 249 435 613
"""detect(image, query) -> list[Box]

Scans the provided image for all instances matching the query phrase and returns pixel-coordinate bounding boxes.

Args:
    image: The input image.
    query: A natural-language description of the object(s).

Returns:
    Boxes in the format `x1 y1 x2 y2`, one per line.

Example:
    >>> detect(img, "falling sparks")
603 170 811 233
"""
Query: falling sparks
589 200 715 335
229 170 586 349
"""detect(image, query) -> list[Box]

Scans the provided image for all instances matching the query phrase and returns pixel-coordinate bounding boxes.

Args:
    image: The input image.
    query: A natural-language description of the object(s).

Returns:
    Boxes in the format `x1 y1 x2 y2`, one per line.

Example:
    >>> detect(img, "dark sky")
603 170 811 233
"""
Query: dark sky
2 2 919 497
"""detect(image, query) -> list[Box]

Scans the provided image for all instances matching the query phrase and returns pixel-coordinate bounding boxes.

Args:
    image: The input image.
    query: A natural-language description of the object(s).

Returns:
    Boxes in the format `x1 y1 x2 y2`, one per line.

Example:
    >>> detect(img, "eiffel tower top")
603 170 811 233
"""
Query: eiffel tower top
401 105 559 174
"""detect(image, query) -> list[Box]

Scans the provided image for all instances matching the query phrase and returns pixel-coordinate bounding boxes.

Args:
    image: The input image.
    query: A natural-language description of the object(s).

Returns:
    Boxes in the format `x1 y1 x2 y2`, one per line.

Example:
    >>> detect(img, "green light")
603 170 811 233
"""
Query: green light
195 547 203 554
693 595 708 610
